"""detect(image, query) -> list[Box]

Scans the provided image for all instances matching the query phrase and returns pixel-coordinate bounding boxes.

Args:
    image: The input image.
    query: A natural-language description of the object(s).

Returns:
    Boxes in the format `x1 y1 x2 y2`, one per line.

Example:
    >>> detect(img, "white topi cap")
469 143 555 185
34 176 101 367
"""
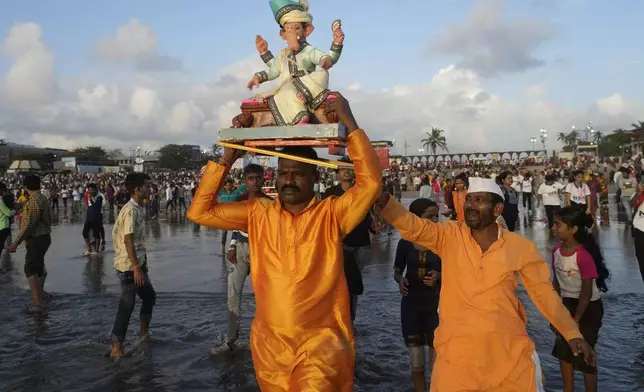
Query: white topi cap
467 177 505 201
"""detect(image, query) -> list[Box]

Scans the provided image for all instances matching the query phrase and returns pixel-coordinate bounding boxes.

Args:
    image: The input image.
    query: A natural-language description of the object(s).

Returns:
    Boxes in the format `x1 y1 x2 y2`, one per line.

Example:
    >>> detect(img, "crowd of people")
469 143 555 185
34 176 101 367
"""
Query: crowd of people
1 96 643 391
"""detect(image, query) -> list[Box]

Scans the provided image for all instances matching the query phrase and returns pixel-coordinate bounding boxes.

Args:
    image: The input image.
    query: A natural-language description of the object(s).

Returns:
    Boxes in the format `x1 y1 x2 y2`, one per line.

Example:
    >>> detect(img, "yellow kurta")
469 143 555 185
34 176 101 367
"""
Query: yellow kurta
187 129 381 391
380 199 583 392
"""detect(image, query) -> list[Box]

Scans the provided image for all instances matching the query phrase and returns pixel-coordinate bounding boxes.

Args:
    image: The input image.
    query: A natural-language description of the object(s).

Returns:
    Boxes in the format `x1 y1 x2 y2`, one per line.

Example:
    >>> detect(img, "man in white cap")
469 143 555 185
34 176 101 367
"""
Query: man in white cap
374 177 595 391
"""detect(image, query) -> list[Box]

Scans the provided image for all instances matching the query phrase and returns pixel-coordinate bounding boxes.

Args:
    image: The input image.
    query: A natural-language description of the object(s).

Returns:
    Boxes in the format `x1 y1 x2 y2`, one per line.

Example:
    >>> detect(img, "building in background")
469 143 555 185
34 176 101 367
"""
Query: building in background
182 145 202 163
113 151 161 172
53 156 120 173
0 140 67 168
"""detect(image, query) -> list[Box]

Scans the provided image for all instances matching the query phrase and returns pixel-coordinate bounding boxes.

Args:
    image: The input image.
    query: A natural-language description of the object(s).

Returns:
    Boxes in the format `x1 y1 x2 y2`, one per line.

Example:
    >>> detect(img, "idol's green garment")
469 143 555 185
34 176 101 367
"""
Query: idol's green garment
257 41 343 125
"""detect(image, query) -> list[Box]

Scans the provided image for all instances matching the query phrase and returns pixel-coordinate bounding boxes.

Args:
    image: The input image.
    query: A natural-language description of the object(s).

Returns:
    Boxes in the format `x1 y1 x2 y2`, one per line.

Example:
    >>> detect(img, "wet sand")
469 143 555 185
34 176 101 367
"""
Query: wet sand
0 201 643 391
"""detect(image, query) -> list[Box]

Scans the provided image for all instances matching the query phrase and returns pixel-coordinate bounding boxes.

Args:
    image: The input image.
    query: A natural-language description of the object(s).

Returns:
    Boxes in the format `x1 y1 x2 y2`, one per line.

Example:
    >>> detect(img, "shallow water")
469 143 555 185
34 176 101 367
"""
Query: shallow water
0 200 643 392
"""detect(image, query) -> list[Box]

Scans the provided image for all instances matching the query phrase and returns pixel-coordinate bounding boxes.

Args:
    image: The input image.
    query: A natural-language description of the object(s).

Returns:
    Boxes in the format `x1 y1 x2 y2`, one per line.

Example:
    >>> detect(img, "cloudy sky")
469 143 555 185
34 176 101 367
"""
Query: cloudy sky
0 0 642 156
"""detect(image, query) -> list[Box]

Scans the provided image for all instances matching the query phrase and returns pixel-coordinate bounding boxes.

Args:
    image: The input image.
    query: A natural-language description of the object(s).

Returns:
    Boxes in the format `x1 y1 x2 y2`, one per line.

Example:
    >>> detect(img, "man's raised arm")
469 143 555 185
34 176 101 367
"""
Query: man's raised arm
376 195 445 256
325 95 381 236
519 242 583 342
187 150 249 231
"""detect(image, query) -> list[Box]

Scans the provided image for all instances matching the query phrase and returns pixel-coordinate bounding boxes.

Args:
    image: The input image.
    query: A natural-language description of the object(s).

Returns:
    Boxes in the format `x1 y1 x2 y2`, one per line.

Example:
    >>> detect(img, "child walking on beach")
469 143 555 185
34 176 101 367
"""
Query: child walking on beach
394 198 442 392
551 206 610 392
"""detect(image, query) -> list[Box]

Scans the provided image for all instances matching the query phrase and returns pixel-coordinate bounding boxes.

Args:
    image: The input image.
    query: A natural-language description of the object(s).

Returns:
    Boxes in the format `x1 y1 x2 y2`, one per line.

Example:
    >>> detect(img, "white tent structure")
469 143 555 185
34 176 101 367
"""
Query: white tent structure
8 160 41 171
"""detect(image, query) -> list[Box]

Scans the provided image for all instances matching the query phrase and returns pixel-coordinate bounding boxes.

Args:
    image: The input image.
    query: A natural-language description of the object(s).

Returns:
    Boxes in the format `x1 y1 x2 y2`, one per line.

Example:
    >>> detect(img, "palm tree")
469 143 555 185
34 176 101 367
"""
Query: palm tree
592 131 602 144
557 132 566 142
630 121 644 130
565 130 579 147
420 127 448 155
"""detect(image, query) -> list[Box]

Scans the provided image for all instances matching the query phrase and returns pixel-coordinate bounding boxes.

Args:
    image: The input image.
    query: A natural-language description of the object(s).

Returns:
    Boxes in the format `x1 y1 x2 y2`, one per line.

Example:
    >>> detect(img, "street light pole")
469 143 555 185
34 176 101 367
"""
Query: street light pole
403 140 409 157
540 129 547 151
587 121 595 143
530 137 536 151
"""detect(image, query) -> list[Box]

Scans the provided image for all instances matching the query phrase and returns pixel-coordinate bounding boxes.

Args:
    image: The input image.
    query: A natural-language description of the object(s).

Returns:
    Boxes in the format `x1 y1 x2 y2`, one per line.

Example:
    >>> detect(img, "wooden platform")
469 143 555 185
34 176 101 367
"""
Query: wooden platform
219 123 347 156
218 141 353 169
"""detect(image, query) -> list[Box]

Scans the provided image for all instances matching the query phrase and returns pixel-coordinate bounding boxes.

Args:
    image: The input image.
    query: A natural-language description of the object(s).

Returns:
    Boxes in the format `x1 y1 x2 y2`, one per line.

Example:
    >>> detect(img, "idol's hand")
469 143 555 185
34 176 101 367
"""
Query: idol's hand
247 74 261 90
320 56 333 70
333 27 345 44
255 35 269 54
323 92 358 132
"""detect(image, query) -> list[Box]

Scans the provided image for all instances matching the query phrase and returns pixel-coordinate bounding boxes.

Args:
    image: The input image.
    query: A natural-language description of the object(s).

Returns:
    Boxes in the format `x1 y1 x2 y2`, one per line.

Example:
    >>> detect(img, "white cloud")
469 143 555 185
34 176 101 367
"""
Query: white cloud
1 21 642 156
165 101 205 134
96 19 156 60
431 0 557 77
95 19 182 72
78 84 119 116
523 83 548 99
128 87 162 121
2 22 55 105
595 93 624 117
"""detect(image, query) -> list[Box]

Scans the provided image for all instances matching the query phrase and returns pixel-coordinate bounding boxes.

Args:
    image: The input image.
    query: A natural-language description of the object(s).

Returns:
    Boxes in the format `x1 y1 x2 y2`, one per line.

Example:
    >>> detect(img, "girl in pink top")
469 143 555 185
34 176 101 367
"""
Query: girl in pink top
551 206 610 392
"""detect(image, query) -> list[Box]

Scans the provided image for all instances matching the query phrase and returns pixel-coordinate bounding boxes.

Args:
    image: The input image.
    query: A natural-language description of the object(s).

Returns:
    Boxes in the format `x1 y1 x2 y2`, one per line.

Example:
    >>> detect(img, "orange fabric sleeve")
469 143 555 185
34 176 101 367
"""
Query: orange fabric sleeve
332 129 382 237
518 242 583 342
379 197 445 255
186 160 250 231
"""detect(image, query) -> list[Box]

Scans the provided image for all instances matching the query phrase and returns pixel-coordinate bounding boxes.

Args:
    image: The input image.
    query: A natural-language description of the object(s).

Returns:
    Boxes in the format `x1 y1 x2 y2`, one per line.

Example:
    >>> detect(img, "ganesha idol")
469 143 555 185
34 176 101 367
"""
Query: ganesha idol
231 0 344 129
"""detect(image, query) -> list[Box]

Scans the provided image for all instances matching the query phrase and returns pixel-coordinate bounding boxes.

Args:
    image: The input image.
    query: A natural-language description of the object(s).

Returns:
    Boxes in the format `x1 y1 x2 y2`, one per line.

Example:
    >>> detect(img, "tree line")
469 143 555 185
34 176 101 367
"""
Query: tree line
412 120 644 159
557 120 644 157
11 143 225 171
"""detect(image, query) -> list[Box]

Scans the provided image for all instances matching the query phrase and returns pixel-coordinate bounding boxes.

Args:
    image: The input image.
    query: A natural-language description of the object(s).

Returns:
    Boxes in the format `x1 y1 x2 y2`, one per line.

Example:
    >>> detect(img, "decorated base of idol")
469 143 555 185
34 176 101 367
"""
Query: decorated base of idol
218 0 352 169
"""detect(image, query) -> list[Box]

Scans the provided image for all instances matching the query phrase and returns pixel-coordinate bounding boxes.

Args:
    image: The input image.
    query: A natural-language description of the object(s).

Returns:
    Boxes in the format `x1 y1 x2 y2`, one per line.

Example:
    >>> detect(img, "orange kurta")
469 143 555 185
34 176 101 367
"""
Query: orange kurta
452 190 466 222
380 199 583 392
187 129 381 392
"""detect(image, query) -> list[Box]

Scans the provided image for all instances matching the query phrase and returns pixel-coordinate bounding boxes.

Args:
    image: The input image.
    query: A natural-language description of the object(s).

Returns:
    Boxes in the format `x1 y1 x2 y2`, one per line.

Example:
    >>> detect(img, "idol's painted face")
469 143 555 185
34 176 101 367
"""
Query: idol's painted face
280 22 312 51
276 158 316 205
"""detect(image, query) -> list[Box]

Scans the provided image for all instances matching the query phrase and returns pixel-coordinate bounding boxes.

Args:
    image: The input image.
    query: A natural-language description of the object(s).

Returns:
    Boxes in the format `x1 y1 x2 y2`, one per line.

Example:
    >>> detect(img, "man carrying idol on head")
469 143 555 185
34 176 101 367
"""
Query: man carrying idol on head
248 0 345 126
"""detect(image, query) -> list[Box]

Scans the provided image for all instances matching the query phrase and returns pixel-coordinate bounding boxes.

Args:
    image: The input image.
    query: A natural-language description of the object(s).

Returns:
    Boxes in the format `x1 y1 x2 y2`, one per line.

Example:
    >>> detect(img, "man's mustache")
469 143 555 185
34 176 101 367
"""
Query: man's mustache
280 185 300 192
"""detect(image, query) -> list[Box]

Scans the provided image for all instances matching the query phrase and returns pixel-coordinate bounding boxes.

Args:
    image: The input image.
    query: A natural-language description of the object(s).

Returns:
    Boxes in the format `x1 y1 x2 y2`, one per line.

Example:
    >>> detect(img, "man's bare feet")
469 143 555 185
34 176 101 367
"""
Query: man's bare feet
41 292 52 305
109 343 125 359
28 304 46 315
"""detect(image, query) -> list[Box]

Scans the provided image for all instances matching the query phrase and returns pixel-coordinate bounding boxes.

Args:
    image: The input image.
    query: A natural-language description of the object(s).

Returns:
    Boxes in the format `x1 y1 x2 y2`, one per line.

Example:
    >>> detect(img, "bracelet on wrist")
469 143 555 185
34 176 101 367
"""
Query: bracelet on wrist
376 193 390 208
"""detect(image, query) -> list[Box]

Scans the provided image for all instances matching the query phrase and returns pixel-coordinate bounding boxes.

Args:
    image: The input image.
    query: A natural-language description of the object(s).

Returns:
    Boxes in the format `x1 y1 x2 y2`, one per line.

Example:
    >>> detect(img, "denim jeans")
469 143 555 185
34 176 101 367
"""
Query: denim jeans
111 270 156 343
